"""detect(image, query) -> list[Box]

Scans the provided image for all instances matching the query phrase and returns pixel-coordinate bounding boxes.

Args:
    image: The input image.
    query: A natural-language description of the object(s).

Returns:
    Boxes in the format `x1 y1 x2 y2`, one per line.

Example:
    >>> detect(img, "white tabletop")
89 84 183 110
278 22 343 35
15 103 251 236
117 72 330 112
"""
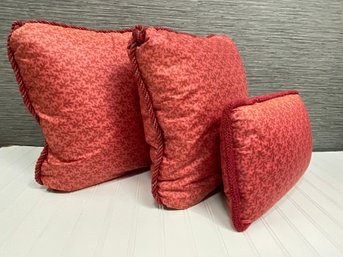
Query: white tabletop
0 146 342 257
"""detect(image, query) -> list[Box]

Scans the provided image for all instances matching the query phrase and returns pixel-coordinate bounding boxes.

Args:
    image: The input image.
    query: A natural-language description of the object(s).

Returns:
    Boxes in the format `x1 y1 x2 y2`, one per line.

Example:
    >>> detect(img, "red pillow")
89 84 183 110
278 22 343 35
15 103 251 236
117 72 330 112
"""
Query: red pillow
128 26 248 209
220 90 312 231
7 21 150 191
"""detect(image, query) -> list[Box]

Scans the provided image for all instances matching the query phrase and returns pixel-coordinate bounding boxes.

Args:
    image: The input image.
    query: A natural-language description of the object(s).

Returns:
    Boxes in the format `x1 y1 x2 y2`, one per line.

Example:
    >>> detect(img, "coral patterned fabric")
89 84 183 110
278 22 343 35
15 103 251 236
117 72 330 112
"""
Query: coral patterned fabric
220 91 312 231
8 21 150 191
129 27 248 209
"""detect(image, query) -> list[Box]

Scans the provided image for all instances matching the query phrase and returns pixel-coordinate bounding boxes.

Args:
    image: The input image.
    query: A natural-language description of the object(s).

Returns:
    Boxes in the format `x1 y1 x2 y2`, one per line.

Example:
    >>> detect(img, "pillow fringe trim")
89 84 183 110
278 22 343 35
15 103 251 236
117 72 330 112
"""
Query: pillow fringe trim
127 25 164 204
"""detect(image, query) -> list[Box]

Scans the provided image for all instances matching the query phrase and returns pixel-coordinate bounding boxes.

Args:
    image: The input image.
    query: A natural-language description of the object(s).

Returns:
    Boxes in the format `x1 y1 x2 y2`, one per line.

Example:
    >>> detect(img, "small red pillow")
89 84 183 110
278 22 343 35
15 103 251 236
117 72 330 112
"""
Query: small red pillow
8 21 150 191
220 90 312 231
128 26 248 209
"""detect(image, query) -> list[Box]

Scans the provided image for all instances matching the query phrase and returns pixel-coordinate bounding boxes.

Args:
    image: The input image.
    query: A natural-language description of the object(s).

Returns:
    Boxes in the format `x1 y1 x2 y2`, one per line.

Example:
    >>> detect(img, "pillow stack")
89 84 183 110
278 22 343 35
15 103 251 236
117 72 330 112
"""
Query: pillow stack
7 21 312 231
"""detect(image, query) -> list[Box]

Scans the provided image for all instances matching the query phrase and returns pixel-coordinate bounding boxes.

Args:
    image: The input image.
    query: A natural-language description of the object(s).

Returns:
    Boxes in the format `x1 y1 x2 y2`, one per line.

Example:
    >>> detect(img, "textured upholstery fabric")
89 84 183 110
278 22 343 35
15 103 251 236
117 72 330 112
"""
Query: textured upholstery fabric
8 21 150 191
129 26 248 209
220 90 312 231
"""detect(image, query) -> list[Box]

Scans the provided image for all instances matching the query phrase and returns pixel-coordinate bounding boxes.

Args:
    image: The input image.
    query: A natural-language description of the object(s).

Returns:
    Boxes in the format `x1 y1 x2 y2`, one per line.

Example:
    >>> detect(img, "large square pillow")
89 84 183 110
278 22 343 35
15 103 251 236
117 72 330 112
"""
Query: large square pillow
220 90 312 231
128 26 248 209
8 20 150 191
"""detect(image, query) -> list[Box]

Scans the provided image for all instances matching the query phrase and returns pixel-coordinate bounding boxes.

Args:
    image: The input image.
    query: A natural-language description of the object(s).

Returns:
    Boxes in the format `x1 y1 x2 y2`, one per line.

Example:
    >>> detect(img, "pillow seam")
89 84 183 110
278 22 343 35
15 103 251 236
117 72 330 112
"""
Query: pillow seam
10 20 134 34
221 105 248 231
230 90 299 110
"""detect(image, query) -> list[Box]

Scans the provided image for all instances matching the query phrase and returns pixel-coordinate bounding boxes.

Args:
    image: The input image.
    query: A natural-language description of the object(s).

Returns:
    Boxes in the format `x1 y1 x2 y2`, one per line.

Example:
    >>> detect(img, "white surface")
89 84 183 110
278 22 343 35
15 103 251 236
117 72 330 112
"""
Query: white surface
0 146 342 257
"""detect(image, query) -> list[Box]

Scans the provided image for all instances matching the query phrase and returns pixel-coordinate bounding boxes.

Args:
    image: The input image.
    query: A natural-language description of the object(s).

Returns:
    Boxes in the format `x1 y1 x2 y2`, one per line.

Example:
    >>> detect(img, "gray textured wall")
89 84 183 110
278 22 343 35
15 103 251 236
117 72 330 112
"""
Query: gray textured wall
0 0 342 151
